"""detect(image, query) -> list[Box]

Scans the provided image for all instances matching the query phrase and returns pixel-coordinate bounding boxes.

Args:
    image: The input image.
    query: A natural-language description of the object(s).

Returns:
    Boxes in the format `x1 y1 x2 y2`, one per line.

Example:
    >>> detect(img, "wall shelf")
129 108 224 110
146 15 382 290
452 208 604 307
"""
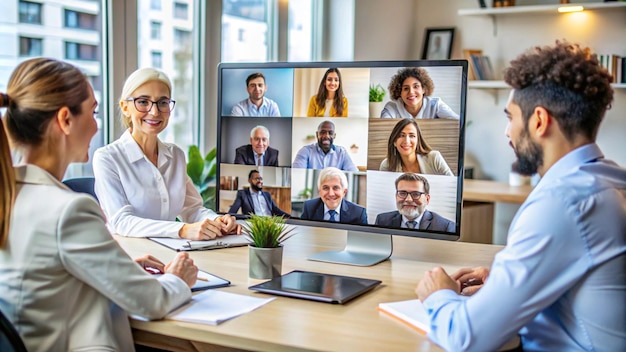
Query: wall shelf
458 2 626 16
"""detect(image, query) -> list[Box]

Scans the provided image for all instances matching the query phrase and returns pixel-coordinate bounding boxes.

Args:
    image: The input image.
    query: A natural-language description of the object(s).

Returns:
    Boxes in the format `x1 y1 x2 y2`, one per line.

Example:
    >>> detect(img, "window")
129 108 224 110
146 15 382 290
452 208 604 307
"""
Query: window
65 42 98 61
19 36 43 56
222 0 269 62
151 0 161 10
151 51 162 68
64 10 97 30
173 29 191 51
173 2 188 20
288 0 314 61
150 21 161 40
19 1 42 24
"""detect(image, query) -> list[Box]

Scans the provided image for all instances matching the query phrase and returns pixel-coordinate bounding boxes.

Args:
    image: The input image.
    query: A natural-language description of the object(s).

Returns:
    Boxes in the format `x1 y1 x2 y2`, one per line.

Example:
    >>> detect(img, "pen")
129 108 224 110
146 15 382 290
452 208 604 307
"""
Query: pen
183 241 228 251
196 277 209 282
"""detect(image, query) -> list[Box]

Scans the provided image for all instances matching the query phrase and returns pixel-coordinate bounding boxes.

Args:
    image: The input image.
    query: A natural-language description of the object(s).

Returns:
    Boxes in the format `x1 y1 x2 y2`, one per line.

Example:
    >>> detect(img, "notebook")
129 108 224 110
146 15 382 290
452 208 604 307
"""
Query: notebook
378 298 430 334
249 270 381 304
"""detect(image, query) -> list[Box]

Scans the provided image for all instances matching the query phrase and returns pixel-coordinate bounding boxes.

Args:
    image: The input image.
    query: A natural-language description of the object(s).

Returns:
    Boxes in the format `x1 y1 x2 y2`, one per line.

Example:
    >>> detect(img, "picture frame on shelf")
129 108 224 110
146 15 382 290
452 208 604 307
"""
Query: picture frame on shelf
421 27 455 60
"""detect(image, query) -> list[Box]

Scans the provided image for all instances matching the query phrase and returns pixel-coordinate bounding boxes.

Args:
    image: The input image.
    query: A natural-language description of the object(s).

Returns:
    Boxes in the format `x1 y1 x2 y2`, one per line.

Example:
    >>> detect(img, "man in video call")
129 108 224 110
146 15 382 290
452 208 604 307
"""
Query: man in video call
231 72 281 117
300 167 367 225
228 170 289 217
292 120 358 172
234 125 279 166
375 173 455 232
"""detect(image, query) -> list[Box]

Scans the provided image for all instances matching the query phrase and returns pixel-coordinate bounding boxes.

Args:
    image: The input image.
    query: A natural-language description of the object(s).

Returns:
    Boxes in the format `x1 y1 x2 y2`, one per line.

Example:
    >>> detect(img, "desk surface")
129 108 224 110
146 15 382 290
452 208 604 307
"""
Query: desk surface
463 179 533 204
117 228 504 352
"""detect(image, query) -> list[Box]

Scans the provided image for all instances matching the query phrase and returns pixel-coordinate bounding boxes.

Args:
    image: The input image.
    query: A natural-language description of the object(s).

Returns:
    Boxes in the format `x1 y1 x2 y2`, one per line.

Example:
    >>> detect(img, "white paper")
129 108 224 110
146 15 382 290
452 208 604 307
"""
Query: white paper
378 299 430 334
166 290 275 325
149 235 250 251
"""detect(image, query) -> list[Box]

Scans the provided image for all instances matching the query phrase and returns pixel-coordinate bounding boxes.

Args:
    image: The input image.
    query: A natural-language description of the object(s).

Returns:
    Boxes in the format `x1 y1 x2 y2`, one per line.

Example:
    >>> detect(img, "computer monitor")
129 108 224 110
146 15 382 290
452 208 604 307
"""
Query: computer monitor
217 60 467 266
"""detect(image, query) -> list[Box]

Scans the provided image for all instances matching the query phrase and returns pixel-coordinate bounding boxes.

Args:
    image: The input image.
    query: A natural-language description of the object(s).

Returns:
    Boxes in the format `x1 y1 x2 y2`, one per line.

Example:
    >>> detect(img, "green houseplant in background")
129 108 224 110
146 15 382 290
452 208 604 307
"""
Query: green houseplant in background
186 146 217 210
243 214 296 279
368 84 386 117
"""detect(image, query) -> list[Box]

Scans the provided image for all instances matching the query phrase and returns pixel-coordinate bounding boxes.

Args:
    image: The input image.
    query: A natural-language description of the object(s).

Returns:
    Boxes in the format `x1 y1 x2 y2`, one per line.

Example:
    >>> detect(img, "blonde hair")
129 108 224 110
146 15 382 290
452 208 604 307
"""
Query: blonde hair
119 67 172 129
0 118 14 248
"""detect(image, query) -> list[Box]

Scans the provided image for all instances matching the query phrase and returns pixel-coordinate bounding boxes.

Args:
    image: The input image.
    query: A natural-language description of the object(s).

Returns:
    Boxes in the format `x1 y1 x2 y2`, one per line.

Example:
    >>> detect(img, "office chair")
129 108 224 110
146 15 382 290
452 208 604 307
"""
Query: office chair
62 177 98 202
0 309 27 352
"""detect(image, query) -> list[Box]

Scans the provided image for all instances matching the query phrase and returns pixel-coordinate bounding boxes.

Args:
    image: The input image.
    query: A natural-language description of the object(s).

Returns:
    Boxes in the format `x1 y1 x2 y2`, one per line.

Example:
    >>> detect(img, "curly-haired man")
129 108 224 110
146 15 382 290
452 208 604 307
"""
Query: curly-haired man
415 41 626 351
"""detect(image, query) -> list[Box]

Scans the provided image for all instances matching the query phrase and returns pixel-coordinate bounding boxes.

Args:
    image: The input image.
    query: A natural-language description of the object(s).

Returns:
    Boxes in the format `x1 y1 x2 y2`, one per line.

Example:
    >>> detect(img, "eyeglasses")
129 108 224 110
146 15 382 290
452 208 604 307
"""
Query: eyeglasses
251 177 263 181
317 130 335 137
396 190 427 199
126 97 176 113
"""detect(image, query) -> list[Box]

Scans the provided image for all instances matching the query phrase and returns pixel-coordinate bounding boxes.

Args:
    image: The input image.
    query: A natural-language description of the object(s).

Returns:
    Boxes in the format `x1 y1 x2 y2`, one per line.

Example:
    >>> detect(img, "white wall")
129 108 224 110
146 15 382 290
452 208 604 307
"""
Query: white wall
354 0 626 243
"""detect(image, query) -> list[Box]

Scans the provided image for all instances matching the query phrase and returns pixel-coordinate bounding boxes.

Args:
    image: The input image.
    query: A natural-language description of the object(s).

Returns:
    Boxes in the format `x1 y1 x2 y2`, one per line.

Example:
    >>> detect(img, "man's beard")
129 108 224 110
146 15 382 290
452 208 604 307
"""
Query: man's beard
251 183 262 192
514 129 543 176
398 203 422 219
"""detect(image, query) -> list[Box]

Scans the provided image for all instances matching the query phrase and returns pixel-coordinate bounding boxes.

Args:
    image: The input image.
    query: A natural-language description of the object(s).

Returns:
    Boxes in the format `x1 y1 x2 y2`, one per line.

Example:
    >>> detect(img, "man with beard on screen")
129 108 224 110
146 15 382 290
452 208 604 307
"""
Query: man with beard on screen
292 120 357 172
375 173 454 232
414 41 626 352
228 170 289 217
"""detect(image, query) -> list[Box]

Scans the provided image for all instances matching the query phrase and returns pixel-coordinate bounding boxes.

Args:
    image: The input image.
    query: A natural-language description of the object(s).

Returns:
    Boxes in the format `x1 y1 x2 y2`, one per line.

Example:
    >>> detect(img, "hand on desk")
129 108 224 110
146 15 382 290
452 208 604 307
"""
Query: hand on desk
415 267 459 301
179 214 241 240
135 254 165 274
451 266 489 296
164 252 199 287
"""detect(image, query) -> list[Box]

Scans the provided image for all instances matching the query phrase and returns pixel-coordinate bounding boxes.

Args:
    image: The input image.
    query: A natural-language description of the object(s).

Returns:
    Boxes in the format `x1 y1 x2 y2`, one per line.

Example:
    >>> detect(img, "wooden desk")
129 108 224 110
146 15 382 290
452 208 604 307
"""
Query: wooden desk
461 179 533 244
117 228 506 352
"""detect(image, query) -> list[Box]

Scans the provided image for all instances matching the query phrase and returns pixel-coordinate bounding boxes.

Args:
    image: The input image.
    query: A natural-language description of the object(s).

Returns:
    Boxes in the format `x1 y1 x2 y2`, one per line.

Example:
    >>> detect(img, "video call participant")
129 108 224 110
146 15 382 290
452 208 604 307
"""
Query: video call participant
228 170 290 217
416 41 626 351
292 120 357 171
234 125 279 166
93 68 240 240
231 72 281 117
300 167 367 225
380 118 453 176
375 173 454 231
0 58 198 351
380 67 458 119
306 68 348 117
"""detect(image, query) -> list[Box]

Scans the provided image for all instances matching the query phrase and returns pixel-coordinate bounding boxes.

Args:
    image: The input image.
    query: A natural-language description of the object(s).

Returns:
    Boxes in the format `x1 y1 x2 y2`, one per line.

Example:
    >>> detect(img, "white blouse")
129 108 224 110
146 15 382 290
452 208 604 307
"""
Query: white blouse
93 130 218 238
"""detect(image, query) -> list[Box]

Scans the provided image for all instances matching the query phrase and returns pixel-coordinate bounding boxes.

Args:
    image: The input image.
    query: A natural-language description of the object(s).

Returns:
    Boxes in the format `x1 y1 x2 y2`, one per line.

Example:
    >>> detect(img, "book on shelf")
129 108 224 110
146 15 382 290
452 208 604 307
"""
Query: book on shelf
462 49 482 80
378 298 430 334
598 53 624 84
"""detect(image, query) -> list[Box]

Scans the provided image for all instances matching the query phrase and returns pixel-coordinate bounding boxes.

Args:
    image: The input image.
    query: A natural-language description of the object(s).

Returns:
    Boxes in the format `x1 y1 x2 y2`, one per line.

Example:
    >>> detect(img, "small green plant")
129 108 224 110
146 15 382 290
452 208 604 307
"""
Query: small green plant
297 188 313 199
186 146 217 210
242 214 296 248
369 84 386 102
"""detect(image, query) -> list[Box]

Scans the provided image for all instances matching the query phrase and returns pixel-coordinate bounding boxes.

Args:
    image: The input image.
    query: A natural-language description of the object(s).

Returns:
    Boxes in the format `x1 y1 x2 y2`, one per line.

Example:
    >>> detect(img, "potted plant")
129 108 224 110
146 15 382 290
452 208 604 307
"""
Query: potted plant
369 84 386 117
243 214 296 279
186 146 217 210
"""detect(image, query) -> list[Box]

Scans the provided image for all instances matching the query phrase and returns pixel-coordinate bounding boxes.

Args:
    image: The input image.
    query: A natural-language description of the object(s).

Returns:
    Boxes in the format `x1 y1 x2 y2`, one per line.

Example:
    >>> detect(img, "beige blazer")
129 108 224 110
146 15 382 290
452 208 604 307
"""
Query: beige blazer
0 165 191 352
379 150 454 176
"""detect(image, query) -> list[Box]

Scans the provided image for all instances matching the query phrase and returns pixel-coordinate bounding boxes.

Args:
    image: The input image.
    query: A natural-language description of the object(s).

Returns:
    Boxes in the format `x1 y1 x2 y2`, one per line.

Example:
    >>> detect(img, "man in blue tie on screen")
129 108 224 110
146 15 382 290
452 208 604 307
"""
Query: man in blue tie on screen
292 120 358 172
300 167 367 225
228 170 289 218
415 41 626 351
375 173 455 232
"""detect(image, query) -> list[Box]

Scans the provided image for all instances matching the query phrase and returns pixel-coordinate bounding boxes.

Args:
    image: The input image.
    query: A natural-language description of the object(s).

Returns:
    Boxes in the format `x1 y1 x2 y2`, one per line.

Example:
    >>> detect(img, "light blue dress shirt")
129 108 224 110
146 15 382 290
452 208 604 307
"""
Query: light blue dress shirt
380 96 458 119
423 144 626 352
231 97 281 117
292 143 358 172
250 189 271 216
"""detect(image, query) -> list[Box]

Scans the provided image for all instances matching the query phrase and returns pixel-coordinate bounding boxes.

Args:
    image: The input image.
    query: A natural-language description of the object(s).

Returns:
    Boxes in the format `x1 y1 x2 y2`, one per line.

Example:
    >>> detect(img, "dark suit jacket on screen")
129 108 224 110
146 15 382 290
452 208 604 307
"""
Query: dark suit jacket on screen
300 198 368 225
234 145 279 166
228 189 290 217
375 210 455 232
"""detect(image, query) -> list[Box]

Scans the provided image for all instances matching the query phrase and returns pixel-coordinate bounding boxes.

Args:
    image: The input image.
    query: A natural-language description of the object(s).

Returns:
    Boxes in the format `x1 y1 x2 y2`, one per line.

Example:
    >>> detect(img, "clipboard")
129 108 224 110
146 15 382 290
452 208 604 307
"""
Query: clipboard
153 270 230 292
149 235 250 251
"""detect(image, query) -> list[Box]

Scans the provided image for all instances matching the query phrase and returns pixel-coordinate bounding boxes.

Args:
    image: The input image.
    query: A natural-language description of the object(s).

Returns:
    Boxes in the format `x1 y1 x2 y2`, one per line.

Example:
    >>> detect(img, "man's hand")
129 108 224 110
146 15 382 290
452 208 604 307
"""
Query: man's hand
134 254 165 274
164 252 198 287
451 266 489 296
415 266 458 301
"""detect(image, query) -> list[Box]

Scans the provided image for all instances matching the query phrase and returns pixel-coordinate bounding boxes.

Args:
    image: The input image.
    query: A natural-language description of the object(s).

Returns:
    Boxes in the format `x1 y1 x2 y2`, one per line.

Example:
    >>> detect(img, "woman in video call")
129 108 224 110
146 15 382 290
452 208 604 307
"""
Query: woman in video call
306 68 349 117
380 118 454 176
380 67 458 119
0 58 198 351
93 67 240 240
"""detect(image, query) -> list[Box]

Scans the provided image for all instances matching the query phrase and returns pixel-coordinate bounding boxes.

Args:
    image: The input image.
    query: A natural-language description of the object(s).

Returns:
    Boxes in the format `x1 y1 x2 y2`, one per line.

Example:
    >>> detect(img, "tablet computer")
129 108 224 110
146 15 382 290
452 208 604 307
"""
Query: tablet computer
248 270 381 304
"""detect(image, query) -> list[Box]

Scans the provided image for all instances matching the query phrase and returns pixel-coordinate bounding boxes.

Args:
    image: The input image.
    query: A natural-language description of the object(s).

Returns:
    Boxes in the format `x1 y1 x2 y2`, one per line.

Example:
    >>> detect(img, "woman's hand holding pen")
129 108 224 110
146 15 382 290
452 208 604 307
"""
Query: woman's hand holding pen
451 266 489 296
164 252 198 288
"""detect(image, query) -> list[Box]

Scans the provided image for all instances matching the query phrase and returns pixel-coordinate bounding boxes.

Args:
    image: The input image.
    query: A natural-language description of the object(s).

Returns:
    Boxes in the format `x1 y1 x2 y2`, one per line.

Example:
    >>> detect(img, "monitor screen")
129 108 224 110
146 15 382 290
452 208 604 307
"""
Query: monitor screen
217 60 467 265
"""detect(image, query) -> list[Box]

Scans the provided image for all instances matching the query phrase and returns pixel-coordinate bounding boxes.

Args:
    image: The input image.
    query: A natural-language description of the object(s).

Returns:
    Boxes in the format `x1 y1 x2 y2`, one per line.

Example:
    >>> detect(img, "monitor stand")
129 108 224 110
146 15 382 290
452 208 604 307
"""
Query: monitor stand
307 230 392 266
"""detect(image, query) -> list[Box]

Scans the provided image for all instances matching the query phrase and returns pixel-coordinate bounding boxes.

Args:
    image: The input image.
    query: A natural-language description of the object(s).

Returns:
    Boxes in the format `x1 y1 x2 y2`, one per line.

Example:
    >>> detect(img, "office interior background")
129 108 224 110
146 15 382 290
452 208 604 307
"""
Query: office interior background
1 0 624 244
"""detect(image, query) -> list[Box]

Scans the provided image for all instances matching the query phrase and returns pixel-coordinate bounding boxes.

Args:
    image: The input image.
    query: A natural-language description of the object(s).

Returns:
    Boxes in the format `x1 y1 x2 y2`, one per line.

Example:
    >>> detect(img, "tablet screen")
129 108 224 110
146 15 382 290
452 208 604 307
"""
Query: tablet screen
249 270 381 304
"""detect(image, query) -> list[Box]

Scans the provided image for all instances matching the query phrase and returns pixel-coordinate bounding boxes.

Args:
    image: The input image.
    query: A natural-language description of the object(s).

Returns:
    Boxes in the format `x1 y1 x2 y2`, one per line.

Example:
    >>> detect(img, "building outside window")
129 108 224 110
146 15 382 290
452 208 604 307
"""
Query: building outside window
65 42 98 61
19 36 43 56
64 10 97 30
173 2 188 20
151 51 162 68
18 0 42 24
150 0 161 10
222 0 268 62
150 21 161 40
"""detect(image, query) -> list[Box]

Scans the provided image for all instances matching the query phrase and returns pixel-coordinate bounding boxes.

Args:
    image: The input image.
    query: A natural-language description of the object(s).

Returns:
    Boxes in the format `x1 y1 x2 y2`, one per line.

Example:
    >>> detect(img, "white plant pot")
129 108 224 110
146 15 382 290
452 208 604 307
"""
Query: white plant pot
249 245 283 279
369 101 383 117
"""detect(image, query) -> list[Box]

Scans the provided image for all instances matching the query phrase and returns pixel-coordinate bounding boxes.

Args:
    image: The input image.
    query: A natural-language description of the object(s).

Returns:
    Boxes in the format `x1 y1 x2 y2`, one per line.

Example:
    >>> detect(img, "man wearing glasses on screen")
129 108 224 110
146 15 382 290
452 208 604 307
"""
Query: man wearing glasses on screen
375 173 455 232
